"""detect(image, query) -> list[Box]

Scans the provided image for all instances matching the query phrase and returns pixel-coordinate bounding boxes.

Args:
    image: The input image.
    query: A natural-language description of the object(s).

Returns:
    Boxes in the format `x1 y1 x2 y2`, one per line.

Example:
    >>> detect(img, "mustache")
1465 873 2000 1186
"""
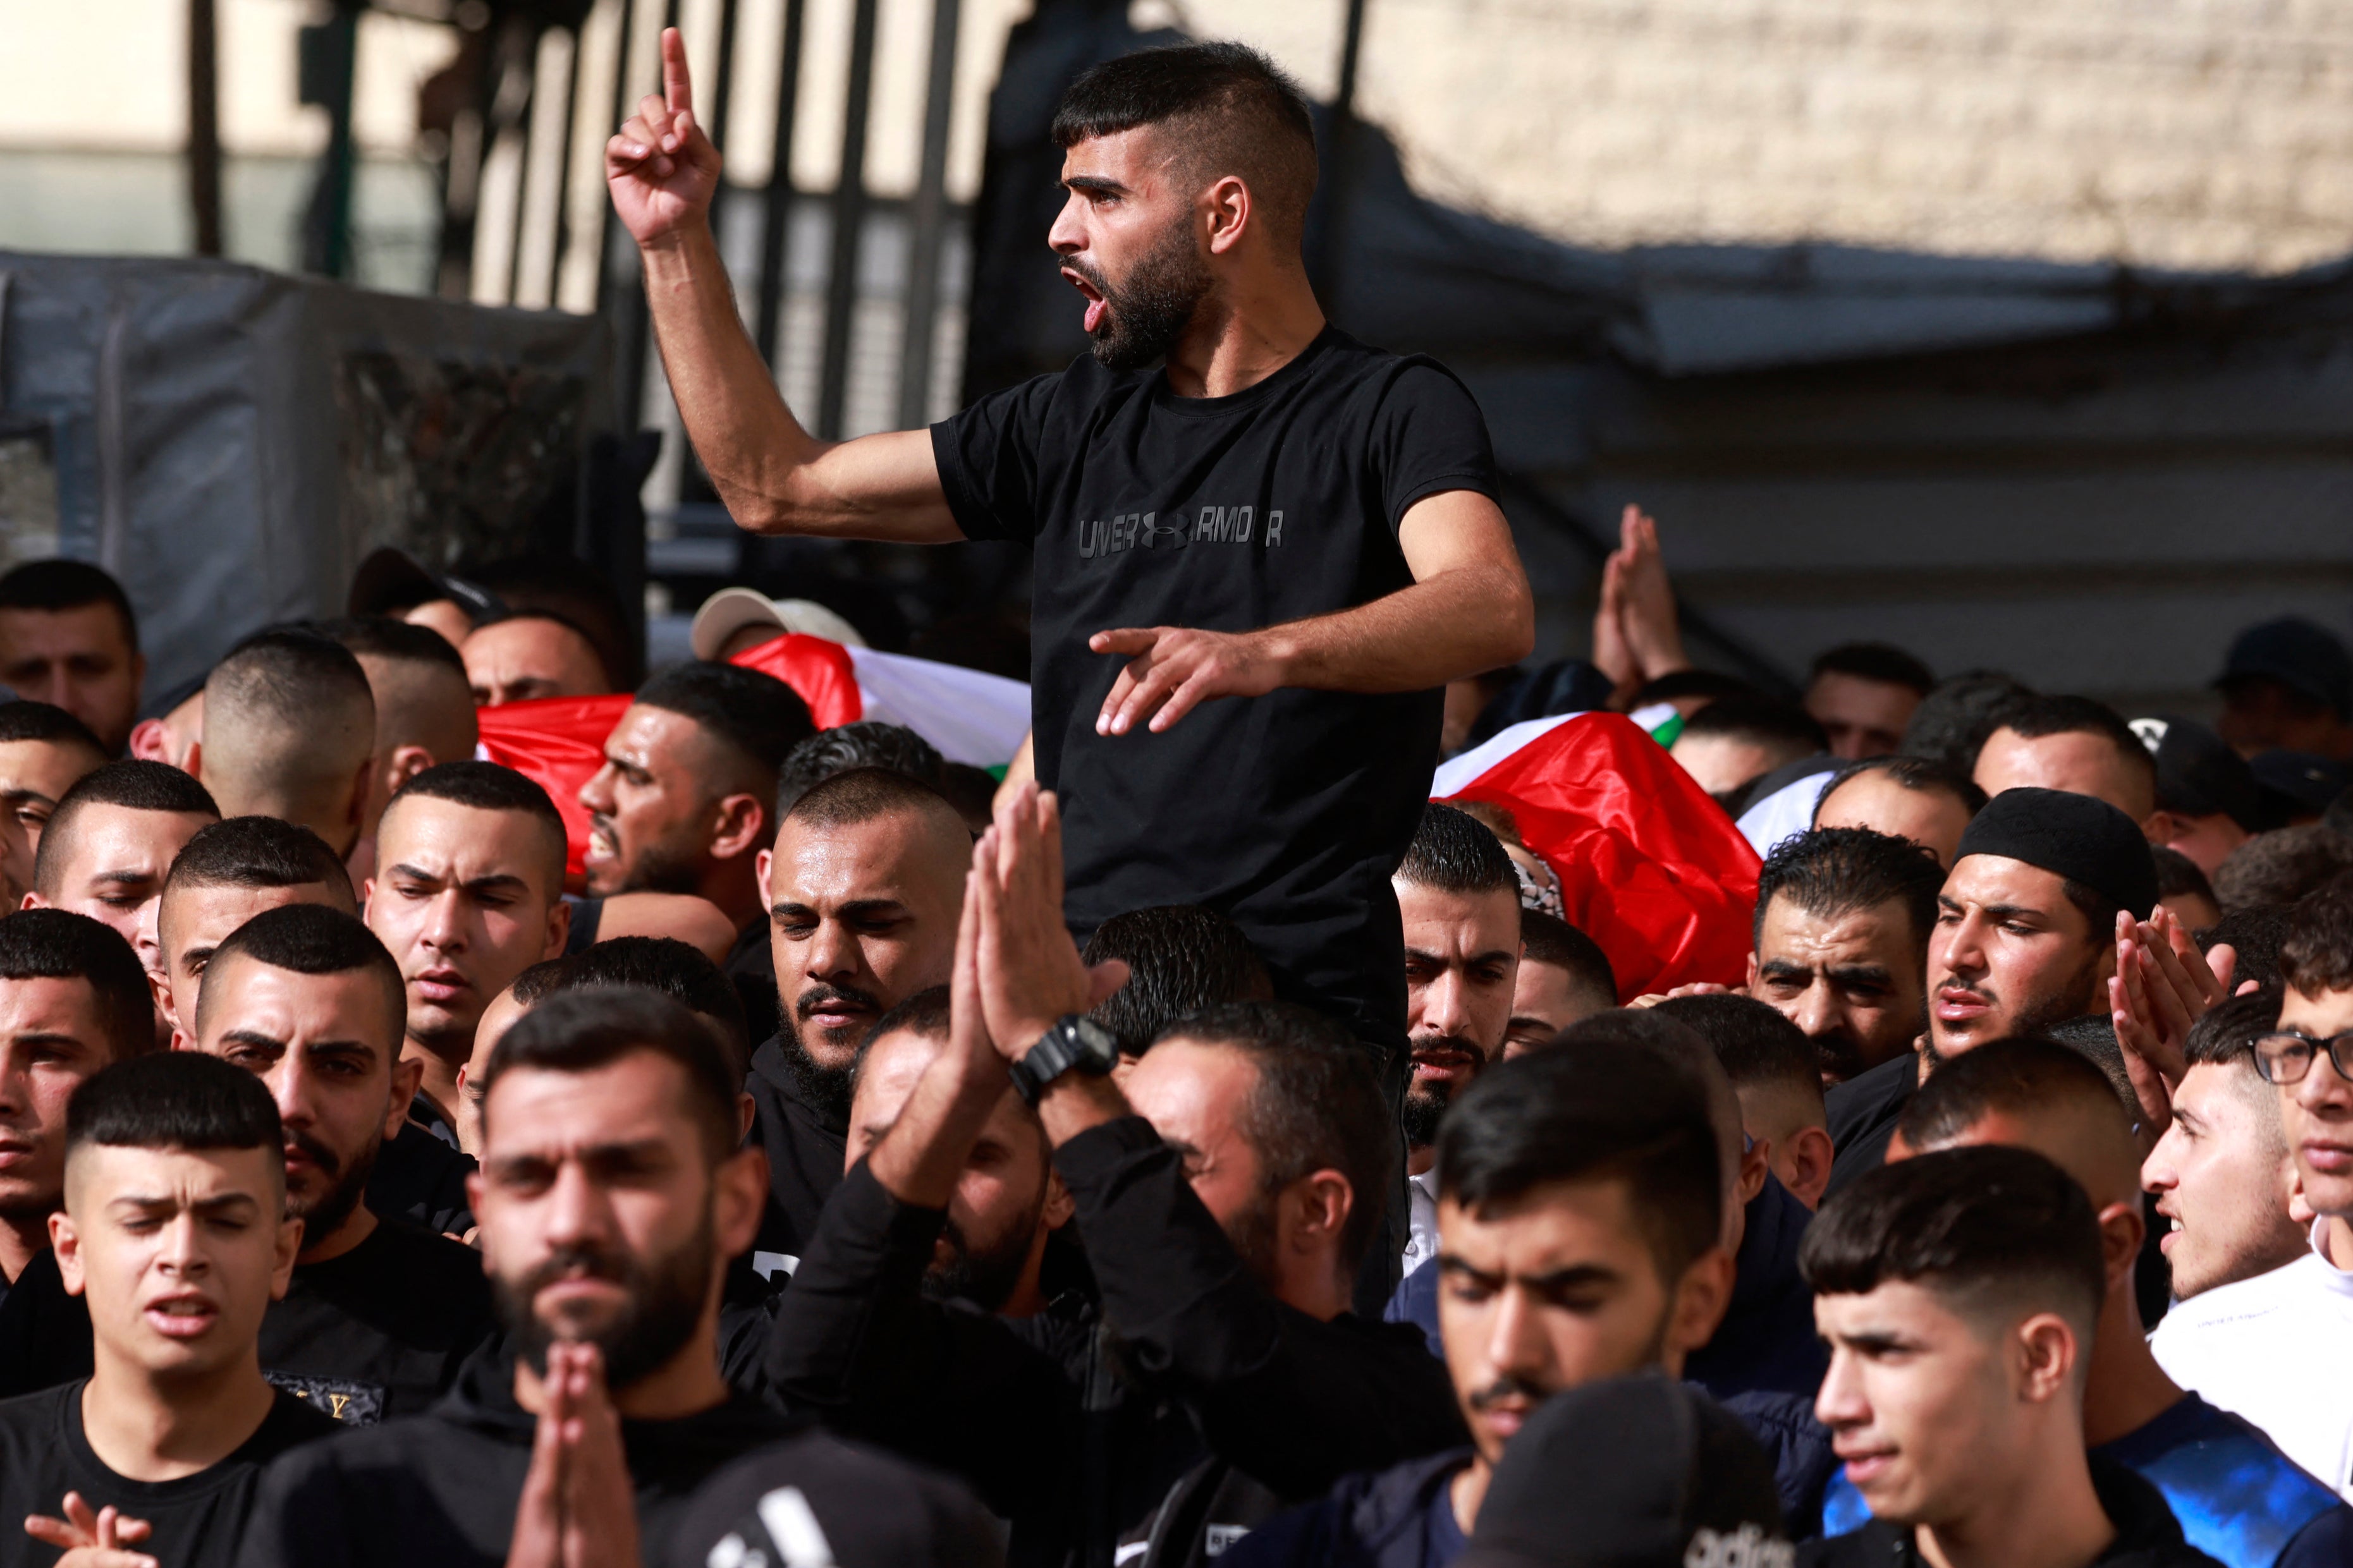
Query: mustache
1466 1375 1551 1413
797 982 883 1021
518 1241 633 1295
284 1128 340 1180
1409 1033 1488 1064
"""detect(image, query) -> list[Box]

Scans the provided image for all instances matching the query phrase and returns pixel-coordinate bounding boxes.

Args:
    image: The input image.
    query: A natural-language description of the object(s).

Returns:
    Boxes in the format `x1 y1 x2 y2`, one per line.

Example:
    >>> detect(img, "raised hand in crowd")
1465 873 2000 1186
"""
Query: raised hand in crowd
24 1491 156 1568
2110 904 2242 1135
1593 504 1691 707
503 1344 642 1568
604 29 724 249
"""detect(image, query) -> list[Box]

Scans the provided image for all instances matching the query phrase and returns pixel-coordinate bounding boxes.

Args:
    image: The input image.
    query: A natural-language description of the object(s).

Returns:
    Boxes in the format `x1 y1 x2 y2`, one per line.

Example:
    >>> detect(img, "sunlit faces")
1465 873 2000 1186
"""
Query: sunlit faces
1926 856 2108 1060
457 985 537 1159
1398 882 1520 1143
29 803 215 969
156 881 346 1043
1434 1177 1731 1466
1503 958 1598 1056
2275 981 2353 1223
1805 672 1921 762
578 706 723 900
2142 1061 2306 1300
54 1141 297 1375
1814 772 1974 869
1745 895 1926 1085
0 975 125 1230
462 617 609 708
0 602 144 755
1972 728 2154 825
0 738 105 907
1120 1038 1264 1231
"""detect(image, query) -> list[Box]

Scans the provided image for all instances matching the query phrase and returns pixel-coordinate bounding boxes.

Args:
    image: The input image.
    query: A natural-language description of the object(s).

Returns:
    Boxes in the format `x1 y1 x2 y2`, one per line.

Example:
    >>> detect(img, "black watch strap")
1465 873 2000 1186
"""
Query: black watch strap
1010 1015 1114 1105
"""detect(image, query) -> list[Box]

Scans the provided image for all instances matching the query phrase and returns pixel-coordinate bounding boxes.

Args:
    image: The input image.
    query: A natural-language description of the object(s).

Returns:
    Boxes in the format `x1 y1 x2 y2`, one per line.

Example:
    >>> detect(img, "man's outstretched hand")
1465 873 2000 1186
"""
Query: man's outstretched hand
1089 626 1283 736
606 28 724 248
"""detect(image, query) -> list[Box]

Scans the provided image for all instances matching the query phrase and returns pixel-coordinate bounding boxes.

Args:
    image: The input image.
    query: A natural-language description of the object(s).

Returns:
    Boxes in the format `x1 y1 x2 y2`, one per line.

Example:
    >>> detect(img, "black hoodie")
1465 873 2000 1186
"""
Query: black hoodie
1799 1457 2224 1568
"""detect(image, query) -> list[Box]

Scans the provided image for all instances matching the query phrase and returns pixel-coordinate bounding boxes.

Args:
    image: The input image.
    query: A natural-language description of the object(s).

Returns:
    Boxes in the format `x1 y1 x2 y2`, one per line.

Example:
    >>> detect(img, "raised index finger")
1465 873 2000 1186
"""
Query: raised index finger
661 27 694 118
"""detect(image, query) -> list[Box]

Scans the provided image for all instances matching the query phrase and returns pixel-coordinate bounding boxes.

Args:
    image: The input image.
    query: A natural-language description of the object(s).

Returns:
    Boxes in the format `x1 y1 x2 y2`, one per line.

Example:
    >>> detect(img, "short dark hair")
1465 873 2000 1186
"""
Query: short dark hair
559 936 750 1083
163 817 355 905
507 957 570 1009
1397 803 1518 899
1677 697 1828 760
777 723 945 815
315 614 470 679
1754 827 1945 952
1629 671 1762 710
1815 755 1988 822
1082 905 1273 1055
1898 671 2033 776
385 762 567 889
67 1052 280 1168
1436 1045 1721 1282
2185 985 2280 1069
0 909 160 1061
1518 909 1617 1008
2039 1015 2141 1126
1053 43 1317 245
0 700 106 756
1810 642 1934 696
2280 873 2353 997
2196 903 2292 988
2216 826 2353 916
482 987 740 1160
209 628 374 727
782 765 963 836
1653 992 1823 1118
200 903 403 1045
1800 1145 2106 1342
2153 846 2218 914
36 761 221 896
1156 1000 1395 1272
468 554 640 691
471 608 615 689
635 661 815 788
860 984 952 1055
0 561 137 651
1986 695 2155 796
1896 1038 2130 1154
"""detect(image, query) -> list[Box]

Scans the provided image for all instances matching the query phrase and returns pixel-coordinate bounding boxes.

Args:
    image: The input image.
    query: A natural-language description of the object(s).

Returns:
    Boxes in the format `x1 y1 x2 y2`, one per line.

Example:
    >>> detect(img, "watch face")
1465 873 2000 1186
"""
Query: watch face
1073 1016 1120 1066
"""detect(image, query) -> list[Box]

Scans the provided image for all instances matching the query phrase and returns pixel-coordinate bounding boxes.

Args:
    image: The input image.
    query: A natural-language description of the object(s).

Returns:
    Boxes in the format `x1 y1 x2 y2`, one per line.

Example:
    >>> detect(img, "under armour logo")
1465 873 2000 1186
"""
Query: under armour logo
1138 513 1190 549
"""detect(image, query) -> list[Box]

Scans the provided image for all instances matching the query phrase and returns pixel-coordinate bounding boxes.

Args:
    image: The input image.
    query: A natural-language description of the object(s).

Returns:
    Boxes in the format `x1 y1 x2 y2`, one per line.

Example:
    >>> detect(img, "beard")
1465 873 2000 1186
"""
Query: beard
593 814 704 898
920 1186 1047 1314
496 1210 716 1392
1401 1080 1452 1148
286 1126 380 1251
1221 1183 1286 1293
781 983 879 1124
1065 215 1211 372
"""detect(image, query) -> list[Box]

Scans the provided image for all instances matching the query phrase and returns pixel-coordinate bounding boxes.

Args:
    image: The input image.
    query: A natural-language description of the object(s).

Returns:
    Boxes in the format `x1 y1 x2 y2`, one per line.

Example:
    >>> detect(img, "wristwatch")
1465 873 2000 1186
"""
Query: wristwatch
1008 1014 1120 1105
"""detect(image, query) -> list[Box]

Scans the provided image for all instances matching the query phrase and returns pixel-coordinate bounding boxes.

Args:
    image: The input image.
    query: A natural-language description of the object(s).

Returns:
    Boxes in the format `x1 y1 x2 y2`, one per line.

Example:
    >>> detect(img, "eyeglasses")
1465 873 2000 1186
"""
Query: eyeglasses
2252 1031 2353 1087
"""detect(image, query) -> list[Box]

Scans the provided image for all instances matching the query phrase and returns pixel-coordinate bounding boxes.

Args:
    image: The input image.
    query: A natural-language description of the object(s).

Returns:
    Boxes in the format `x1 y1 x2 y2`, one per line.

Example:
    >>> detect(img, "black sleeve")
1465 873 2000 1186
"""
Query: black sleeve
761 1158 1080 1516
1054 1117 1469 1500
237 1446 355 1568
929 372 1061 542
1365 361 1500 535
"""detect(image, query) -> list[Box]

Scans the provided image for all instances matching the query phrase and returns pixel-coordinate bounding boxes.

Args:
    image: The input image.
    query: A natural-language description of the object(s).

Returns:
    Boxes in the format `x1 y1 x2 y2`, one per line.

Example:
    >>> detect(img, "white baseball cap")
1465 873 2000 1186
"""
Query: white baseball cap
689 586 869 659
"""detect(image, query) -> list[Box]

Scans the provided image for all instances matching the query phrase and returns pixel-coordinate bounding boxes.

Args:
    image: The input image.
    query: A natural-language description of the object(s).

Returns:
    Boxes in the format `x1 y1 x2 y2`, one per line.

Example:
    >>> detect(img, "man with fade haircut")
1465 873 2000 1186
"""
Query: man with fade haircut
1670 698 1830 802
2213 825 2353 914
241 988 795 1567
1812 755 1986 870
0 909 161 1400
1823 787 2164 1201
1658 992 1832 1210
460 609 614 708
2141 990 2307 1306
27 759 219 972
152 817 357 1044
0 1052 335 1568
2138 717 2267 880
364 762 571 1143
1080 903 1273 1059
1496 910 1615 1056
0 702 109 910
1804 1146 2220 1567
775 720 946 815
1806 642 1935 762
1395 803 1521 1278
190 629 377 860
1975 694 2161 834
1820 1041 2353 1567
2155 878 2353 1500
0 561 145 757
1744 827 1943 1092
1235 1045 1736 1568
769 787 1460 1568
315 616 482 884
609 31 1532 1067
743 765 969 1286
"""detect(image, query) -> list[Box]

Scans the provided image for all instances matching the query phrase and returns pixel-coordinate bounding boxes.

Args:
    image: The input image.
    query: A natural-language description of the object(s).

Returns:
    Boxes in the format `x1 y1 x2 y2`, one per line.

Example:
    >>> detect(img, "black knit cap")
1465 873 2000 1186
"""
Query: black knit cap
1956 786 2160 920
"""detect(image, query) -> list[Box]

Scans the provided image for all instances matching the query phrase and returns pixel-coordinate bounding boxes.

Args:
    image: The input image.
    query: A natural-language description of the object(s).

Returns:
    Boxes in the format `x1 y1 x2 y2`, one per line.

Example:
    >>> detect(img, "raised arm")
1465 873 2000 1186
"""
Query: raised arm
608 29 957 543
1089 487 1536 736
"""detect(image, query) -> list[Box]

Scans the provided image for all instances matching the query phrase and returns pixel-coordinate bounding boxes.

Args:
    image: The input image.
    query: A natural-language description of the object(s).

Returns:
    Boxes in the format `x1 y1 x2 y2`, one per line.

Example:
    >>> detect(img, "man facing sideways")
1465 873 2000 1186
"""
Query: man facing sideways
1823 787 2160 1200
1395 805 1520 1277
0 703 109 911
1802 1145 2220 1567
2153 878 2353 1499
192 631 376 861
1226 1045 1734 1568
744 767 967 1284
1745 827 1943 1089
1499 909 1615 1057
316 617 482 885
240 988 793 1567
27 761 219 972
1973 695 2160 834
1820 1041 2352 1568
1804 643 1934 762
2135 718 2264 880
362 763 571 1141
460 611 614 709
0 1053 334 1568
1658 992 1833 1210
609 36 1532 1053
1811 756 1985 870
0 562 145 758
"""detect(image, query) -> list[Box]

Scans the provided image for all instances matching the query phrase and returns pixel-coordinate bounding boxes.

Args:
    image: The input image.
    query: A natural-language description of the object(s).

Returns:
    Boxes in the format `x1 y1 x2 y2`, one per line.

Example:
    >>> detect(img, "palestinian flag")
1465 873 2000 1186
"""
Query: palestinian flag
1431 712 1761 1000
477 634 1030 881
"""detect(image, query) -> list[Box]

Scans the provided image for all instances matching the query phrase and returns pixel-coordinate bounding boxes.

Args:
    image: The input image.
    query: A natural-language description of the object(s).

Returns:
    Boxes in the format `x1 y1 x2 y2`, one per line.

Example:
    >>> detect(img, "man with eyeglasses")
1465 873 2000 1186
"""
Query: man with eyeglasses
2152 876 2353 1500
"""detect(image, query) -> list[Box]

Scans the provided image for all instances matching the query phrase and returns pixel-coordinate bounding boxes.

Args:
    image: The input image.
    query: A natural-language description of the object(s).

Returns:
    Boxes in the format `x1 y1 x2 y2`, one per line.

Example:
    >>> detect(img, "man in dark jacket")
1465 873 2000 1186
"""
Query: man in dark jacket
764 785 1464 1568
1800 1146 2218 1567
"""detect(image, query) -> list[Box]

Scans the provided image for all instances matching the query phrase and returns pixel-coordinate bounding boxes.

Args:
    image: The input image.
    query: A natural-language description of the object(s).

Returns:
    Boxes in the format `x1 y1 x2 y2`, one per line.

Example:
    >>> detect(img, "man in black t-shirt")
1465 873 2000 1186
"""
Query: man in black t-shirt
607 35 1534 1048
0 1053 336 1568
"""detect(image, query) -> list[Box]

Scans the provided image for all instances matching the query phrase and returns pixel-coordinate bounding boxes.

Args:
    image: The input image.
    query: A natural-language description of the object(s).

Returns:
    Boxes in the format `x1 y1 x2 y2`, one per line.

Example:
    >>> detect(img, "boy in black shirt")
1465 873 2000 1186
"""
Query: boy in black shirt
0 1052 337 1568
608 35 1534 1050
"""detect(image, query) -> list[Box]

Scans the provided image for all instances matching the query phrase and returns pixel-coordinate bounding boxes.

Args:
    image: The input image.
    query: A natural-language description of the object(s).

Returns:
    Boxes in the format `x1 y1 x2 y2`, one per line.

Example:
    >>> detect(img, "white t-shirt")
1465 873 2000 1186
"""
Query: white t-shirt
2150 1220 2353 1498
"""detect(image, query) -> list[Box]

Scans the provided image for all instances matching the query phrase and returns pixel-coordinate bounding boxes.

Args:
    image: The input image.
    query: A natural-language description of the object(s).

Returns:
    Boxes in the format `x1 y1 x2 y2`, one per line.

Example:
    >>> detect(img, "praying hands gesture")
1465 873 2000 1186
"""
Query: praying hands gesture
2110 906 2245 1138
1592 505 1691 707
504 1344 642 1568
25 1492 154 1568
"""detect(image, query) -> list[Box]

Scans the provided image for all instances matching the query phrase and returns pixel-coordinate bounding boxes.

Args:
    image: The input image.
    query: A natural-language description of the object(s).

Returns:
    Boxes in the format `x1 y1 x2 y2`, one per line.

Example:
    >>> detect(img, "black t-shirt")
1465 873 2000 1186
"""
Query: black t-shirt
0 1380 338 1568
738 1033 846 1294
934 328 1500 1047
366 1116 476 1237
1821 1049 1920 1201
258 1217 496 1425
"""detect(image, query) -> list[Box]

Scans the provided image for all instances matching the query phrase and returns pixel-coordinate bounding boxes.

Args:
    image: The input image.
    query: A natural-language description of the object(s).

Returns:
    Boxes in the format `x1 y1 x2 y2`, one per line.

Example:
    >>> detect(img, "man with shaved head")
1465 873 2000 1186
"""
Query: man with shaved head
1974 695 2161 834
743 766 970 1285
319 616 482 885
26 759 219 974
153 817 356 1043
192 629 377 859
1818 1040 2353 1567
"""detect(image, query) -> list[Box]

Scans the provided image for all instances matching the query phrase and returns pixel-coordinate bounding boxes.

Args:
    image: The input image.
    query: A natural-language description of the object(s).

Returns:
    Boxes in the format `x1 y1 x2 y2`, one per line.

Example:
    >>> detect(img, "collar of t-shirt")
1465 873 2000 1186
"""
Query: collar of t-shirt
2306 1219 2353 1292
